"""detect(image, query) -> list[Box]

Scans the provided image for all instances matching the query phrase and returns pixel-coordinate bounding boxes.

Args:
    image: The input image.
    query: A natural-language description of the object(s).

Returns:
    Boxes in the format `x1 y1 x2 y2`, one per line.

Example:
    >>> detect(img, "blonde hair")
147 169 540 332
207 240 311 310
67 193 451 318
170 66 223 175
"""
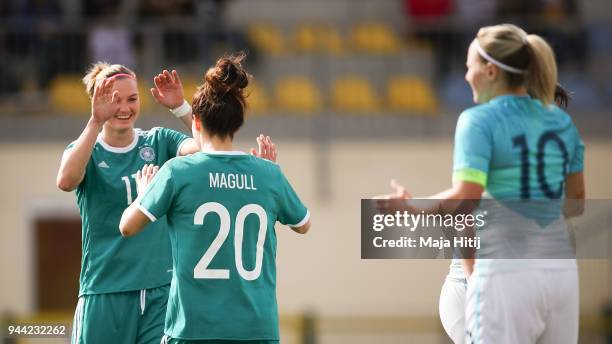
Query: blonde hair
476 24 557 105
82 62 136 99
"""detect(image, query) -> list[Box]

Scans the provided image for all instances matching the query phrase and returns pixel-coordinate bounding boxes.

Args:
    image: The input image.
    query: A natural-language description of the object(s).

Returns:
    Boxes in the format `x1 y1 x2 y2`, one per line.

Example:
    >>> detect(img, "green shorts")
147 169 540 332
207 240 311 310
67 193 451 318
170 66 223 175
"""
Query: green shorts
163 338 279 344
71 284 170 344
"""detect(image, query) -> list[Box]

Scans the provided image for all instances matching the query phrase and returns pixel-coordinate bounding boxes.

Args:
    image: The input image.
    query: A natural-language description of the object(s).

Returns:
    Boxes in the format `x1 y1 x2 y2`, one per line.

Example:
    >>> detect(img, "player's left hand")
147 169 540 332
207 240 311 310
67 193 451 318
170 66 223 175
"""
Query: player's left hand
250 134 277 162
151 69 185 110
135 164 159 195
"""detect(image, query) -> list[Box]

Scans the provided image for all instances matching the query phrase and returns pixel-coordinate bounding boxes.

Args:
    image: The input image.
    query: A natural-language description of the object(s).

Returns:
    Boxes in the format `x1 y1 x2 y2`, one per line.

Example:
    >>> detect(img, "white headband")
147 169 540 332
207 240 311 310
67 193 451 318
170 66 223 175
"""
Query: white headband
474 40 526 74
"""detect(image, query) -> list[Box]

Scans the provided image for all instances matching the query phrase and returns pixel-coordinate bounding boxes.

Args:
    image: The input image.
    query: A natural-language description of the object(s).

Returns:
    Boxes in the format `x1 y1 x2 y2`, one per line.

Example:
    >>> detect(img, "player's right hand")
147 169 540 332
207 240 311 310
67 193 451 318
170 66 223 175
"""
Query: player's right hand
136 164 159 195
91 78 119 125
373 179 413 214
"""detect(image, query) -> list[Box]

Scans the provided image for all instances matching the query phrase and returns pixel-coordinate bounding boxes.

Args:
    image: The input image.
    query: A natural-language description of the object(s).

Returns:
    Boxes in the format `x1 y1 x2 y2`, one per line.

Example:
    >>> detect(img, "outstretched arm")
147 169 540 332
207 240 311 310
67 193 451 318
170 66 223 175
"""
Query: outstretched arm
57 78 118 191
151 69 193 129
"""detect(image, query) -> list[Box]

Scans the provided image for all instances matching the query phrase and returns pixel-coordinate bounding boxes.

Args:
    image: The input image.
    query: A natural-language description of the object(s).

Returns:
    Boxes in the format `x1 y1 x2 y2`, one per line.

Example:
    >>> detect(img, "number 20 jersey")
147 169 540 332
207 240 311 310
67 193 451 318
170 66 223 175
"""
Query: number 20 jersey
138 152 309 341
70 127 188 296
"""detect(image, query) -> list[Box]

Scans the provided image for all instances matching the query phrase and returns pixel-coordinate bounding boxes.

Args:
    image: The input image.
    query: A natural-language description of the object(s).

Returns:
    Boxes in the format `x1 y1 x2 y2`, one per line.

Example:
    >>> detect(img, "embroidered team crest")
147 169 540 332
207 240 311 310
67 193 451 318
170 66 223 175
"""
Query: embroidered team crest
139 146 155 162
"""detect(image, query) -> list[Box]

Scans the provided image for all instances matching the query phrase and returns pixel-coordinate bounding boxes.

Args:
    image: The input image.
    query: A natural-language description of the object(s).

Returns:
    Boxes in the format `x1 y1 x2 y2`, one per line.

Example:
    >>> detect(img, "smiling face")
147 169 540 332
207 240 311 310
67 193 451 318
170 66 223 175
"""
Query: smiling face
465 40 496 104
104 77 140 132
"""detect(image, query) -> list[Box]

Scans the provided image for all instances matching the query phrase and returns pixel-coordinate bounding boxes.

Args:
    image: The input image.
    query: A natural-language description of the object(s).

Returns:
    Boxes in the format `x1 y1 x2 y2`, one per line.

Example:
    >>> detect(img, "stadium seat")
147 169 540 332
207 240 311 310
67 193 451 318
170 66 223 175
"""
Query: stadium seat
386 76 439 114
349 23 403 54
49 75 90 114
274 76 322 113
137 84 153 112
331 76 380 113
292 24 344 54
246 81 272 115
50 74 155 115
248 24 286 55
180 76 200 103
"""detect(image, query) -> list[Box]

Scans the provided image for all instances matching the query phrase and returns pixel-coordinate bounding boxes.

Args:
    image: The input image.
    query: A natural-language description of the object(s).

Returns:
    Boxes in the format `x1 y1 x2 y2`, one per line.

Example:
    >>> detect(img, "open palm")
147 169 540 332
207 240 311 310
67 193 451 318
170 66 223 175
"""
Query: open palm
151 69 185 109
92 78 119 124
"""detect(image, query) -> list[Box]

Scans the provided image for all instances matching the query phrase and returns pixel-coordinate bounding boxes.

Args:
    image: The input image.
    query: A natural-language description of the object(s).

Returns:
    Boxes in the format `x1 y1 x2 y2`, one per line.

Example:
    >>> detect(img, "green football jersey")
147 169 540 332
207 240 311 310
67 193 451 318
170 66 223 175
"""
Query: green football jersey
138 151 309 341
69 127 189 296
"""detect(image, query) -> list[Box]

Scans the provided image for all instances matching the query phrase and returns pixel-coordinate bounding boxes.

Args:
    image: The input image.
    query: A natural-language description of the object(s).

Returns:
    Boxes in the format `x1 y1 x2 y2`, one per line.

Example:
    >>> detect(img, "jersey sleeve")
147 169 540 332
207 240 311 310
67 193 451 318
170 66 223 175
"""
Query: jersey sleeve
276 169 309 228
452 109 492 187
568 124 584 174
158 127 190 158
137 162 176 222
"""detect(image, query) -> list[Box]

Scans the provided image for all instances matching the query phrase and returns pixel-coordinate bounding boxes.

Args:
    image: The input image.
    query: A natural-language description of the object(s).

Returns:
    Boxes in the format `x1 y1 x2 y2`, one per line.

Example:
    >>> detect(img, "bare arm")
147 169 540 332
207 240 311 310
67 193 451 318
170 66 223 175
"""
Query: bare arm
378 180 483 278
150 69 200 155
151 69 192 129
564 171 585 218
426 181 484 215
56 78 118 191
291 219 311 234
462 258 475 278
119 164 158 236
120 205 151 237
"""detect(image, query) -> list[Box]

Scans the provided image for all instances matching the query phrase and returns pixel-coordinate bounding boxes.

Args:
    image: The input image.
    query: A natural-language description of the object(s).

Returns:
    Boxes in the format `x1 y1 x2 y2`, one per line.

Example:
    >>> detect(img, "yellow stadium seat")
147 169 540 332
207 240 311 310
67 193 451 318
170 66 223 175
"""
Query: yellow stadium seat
248 24 286 55
50 75 155 115
246 81 271 115
274 76 322 113
293 24 344 54
137 84 152 112
386 76 439 114
349 23 403 54
49 75 90 114
180 76 200 103
331 76 380 113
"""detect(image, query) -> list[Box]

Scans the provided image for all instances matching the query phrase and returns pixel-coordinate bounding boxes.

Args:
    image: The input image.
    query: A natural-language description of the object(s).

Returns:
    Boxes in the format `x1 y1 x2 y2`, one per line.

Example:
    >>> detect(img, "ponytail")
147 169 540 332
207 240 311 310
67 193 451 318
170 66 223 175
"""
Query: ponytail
525 35 557 105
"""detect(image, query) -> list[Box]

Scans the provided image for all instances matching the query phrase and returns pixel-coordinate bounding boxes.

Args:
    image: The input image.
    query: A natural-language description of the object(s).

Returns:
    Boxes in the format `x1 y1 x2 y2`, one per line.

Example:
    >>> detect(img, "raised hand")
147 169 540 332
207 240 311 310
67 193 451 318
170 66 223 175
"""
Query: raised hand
374 179 413 214
250 134 277 162
135 164 159 196
91 78 119 125
389 179 411 199
151 69 185 109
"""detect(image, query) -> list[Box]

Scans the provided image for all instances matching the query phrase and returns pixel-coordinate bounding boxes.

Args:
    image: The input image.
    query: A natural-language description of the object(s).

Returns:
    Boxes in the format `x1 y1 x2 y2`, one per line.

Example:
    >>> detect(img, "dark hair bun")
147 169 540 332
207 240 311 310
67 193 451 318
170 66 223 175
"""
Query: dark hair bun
204 53 249 96
554 83 571 109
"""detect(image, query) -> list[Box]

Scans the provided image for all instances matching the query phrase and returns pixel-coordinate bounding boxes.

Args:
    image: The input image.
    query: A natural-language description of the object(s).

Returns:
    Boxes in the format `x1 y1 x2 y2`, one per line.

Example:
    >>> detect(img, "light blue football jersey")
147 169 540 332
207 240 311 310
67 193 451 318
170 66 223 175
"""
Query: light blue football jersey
452 94 584 199
450 95 584 273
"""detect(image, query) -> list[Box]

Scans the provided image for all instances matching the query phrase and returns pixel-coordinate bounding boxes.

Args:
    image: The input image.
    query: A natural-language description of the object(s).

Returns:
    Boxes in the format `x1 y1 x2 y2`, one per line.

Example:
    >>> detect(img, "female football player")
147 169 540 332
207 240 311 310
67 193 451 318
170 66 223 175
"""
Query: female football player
382 24 584 343
120 53 310 344
57 62 275 344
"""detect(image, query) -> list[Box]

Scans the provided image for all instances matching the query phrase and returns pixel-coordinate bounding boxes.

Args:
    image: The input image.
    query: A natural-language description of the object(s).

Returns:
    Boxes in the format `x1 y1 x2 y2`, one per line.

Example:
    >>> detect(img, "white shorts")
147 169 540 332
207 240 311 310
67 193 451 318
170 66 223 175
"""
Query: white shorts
439 276 467 344
465 268 578 344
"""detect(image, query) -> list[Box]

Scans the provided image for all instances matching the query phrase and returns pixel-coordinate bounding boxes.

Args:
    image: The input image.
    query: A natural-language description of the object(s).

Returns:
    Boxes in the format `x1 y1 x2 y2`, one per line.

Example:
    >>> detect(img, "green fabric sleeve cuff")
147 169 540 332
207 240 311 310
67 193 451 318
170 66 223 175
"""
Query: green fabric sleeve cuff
453 168 487 187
